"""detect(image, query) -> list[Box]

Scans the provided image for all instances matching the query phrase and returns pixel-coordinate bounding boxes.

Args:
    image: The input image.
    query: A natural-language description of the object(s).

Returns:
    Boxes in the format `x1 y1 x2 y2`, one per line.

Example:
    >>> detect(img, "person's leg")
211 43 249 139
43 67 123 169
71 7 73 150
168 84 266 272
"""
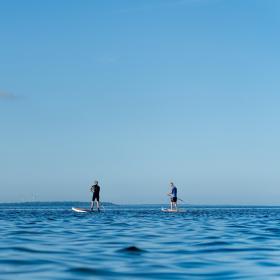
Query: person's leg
170 199 173 210
97 196 100 211
173 198 178 210
91 195 96 210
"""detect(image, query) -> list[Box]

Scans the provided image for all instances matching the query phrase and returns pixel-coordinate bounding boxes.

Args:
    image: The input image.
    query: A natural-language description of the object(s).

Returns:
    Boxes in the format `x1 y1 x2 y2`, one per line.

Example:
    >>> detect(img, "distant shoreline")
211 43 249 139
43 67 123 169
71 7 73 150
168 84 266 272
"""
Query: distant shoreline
0 201 117 206
0 202 279 208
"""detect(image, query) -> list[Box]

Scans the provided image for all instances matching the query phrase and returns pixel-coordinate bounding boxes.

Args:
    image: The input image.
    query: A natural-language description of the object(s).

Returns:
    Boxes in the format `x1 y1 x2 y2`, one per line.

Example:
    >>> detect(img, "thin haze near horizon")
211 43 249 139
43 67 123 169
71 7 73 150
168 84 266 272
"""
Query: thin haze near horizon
1 0 280 204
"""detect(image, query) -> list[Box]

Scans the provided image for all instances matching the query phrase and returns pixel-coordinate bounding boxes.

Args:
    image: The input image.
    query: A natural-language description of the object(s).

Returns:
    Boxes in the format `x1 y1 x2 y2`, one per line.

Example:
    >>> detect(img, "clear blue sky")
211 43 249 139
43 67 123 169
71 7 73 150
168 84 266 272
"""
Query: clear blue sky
1 0 280 204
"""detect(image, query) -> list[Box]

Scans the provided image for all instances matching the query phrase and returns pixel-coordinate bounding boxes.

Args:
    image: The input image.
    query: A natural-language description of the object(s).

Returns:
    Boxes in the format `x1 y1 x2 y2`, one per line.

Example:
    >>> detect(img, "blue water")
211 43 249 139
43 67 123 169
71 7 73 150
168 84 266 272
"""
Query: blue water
1 203 280 279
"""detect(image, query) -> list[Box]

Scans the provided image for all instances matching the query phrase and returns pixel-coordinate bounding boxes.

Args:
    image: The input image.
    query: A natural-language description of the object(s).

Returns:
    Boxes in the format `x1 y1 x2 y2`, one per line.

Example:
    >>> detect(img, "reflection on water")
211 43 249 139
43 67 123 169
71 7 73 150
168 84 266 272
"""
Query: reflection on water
1 203 280 279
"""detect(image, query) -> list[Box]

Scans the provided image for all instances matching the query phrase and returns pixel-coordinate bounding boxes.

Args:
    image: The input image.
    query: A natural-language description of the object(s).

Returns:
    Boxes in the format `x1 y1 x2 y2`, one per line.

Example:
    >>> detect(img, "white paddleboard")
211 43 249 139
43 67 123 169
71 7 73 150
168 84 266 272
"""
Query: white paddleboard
72 207 93 213
161 208 186 213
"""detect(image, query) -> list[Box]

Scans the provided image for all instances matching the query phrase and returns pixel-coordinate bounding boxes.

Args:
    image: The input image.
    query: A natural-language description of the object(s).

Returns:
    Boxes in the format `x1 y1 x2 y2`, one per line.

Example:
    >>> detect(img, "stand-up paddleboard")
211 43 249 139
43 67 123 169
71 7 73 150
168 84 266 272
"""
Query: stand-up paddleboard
161 208 186 213
72 207 93 213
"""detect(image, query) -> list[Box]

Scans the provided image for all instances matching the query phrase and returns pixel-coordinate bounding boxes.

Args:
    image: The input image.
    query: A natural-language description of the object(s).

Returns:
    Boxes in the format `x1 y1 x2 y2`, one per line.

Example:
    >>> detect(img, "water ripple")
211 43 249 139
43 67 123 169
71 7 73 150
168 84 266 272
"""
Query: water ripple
1 204 280 279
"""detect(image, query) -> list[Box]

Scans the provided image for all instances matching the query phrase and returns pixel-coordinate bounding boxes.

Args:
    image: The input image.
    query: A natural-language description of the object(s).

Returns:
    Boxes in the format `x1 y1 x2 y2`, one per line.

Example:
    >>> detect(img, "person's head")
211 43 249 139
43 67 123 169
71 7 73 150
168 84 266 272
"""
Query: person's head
170 182 174 187
94 180 98 185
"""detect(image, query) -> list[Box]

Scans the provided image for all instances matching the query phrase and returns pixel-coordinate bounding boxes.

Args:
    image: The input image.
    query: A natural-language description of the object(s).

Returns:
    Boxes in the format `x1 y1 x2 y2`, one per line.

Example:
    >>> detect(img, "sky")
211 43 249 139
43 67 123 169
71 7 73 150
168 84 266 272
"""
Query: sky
0 0 280 204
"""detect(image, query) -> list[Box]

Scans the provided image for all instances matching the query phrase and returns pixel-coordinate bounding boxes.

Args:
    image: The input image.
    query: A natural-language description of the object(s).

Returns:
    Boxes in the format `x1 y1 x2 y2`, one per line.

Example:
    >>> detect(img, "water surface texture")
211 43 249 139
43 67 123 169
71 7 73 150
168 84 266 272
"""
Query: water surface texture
1 203 280 279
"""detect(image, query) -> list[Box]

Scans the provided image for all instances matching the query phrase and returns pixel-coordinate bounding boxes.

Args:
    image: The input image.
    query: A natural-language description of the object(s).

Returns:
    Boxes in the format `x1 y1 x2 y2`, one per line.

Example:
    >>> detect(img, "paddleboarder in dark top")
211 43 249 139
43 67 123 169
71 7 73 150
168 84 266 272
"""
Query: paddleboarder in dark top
168 182 177 210
90 180 100 211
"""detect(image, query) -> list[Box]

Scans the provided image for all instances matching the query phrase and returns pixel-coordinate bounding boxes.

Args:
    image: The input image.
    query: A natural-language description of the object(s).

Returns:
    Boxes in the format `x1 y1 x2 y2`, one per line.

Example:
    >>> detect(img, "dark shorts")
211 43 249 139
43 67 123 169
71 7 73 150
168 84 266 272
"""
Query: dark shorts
171 197 177 203
92 193 100 202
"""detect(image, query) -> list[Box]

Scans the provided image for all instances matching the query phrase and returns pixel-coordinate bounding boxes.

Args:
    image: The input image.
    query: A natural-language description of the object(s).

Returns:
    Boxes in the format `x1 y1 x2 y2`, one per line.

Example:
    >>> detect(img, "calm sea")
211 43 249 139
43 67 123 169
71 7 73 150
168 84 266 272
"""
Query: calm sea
1 203 280 279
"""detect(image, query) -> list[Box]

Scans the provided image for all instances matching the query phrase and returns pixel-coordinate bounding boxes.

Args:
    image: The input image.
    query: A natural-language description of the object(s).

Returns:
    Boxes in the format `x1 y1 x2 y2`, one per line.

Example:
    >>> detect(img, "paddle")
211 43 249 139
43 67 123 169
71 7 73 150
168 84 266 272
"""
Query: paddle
167 194 185 203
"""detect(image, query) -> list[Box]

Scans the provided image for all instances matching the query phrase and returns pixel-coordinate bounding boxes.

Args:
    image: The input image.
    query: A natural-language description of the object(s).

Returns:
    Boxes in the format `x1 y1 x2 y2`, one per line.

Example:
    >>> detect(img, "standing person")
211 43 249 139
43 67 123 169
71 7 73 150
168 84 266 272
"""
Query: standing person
168 182 177 210
90 180 101 211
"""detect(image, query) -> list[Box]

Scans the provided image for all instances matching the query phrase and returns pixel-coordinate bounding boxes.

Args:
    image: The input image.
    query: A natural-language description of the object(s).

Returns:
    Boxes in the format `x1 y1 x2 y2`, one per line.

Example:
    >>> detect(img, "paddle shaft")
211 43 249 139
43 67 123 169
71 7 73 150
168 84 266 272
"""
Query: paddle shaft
167 194 185 203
